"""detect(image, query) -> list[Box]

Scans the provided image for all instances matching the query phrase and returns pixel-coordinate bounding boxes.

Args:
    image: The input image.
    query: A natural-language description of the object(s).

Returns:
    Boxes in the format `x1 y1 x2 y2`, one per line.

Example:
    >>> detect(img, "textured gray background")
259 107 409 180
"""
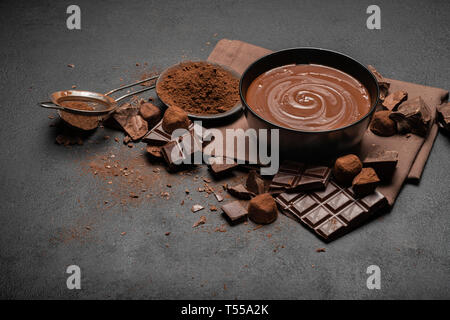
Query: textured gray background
0 0 449 299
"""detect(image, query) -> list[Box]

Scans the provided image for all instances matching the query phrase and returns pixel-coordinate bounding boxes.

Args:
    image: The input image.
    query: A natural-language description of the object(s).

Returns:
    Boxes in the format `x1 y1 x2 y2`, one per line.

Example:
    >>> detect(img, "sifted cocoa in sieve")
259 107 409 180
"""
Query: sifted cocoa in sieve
156 61 240 115
59 101 100 131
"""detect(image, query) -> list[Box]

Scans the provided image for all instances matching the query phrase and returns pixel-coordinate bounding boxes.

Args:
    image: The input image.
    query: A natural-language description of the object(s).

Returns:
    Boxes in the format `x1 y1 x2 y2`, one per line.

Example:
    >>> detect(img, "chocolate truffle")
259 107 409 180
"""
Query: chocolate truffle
139 102 162 127
248 193 278 225
370 110 397 137
162 106 191 134
352 167 380 197
333 154 363 186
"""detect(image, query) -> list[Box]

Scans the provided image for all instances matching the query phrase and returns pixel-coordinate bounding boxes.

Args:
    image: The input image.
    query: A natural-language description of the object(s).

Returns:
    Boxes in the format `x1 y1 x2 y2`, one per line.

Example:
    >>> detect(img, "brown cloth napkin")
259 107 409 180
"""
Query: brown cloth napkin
207 39 448 205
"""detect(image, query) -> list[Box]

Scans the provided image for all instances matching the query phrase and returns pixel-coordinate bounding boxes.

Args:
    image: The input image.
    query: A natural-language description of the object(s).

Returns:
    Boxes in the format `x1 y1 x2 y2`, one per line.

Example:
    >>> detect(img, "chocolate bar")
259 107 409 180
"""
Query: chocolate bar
275 180 387 241
270 161 331 192
227 184 255 200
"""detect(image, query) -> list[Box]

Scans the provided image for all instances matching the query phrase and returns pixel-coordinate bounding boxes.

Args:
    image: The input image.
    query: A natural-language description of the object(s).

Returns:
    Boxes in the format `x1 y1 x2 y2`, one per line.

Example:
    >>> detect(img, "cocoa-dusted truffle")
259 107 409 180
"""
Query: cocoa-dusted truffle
437 102 450 132
248 193 278 224
139 102 162 127
162 106 191 134
370 110 397 137
352 167 380 197
333 154 362 186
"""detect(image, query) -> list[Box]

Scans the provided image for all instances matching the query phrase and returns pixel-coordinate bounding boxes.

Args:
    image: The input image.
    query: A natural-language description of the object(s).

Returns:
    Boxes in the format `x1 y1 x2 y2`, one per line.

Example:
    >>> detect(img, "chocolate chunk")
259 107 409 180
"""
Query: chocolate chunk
270 161 331 192
146 145 163 159
227 184 255 200
113 103 148 140
162 106 191 134
367 65 390 100
275 180 388 241
370 110 397 137
143 120 211 147
142 120 172 145
382 90 408 111
248 193 278 225
222 201 248 225
191 204 204 212
352 168 380 198
363 150 398 181
161 129 203 170
208 157 238 176
389 96 432 137
192 216 206 228
139 102 162 127
436 102 450 132
246 170 265 195
333 154 362 186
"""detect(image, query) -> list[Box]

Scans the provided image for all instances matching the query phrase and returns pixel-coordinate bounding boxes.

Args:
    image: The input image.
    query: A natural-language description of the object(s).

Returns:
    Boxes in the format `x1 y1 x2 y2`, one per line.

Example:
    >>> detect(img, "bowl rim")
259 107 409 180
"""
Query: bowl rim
239 47 380 134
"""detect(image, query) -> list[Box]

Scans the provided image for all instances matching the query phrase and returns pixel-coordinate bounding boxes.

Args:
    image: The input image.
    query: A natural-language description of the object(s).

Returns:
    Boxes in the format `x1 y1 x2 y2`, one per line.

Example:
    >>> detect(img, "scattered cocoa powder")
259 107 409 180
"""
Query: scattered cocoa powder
156 61 240 115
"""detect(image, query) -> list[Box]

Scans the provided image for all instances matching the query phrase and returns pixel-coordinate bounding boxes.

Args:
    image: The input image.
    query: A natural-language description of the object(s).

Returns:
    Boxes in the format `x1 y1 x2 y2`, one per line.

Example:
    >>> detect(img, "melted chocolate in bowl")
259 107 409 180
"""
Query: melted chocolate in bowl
246 64 371 131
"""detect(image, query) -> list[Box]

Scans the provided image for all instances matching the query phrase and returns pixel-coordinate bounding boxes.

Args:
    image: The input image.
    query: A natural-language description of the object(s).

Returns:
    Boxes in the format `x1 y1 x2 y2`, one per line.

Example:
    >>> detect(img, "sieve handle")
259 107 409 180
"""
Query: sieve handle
39 101 65 110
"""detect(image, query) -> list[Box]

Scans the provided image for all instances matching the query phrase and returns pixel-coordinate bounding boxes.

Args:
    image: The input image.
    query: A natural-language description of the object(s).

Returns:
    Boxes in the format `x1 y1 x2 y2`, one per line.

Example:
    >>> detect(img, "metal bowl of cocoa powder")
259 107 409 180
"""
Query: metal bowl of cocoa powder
155 61 243 121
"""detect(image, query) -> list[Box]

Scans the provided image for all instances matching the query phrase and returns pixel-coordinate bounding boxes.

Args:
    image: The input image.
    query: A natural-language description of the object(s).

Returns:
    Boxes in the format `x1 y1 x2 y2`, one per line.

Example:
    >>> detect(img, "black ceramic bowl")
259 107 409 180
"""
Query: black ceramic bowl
240 48 379 160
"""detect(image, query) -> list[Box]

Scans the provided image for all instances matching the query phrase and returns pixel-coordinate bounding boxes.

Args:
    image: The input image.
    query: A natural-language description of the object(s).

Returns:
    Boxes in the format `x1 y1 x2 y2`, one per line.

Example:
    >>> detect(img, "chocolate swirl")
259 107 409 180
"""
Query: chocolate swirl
246 64 371 131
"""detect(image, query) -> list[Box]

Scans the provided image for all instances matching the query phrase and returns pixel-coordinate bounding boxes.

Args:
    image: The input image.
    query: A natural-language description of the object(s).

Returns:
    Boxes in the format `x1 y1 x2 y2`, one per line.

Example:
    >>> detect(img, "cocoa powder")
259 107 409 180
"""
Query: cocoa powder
59 101 100 131
156 61 240 115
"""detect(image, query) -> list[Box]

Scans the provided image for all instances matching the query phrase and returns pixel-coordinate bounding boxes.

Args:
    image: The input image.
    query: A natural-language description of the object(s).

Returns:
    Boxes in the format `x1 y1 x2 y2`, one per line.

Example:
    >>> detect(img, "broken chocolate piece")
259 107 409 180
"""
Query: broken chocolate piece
162 106 191 134
113 103 148 140
227 184 255 200
367 65 390 100
270 161 331 192
143 120 210 147
352 167 380 198
192 216 206 228
161 129 202 170
208 157 238 176
248 193 278 225
382 90 408 111
389 96 432 137
246 170 265 195
333 154 362 186
222 201 248 225
139 102 162 127
363 150 398 181
370 110 397 137
275 180 388 241
436 102 450 132
146 145 163 159
191 204 204 212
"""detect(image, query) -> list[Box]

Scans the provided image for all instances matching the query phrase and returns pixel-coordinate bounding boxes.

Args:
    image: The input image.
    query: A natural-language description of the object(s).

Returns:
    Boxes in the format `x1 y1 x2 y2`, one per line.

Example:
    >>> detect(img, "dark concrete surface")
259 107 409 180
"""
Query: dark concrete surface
0 0 449 299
